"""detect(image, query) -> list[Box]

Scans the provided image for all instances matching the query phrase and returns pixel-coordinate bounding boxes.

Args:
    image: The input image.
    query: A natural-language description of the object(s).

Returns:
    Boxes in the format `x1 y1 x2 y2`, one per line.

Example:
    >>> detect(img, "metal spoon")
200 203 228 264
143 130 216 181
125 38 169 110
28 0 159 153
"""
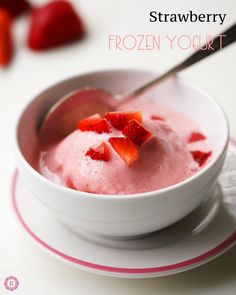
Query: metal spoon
39 23 236 146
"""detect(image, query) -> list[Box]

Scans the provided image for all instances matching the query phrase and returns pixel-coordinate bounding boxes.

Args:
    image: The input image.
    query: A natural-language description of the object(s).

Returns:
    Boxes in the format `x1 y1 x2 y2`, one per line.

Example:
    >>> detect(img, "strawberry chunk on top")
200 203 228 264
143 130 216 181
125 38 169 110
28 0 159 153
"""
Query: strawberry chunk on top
191 150 212 167
86 142 110 161
77 114 109 134
122 120 154 146
105 111 142 130
188 132 206 143
109 137 138 166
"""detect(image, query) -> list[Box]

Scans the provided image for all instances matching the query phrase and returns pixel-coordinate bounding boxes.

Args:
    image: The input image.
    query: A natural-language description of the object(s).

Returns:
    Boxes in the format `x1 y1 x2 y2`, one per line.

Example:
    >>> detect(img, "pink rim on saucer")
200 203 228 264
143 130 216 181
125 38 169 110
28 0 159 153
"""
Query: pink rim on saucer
11 140 236 277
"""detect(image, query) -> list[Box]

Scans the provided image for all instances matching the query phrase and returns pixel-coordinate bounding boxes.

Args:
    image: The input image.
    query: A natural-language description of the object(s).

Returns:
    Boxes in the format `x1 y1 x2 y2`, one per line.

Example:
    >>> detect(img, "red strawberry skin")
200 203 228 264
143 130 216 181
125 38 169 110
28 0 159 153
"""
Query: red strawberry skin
0 9 13 66
65 178 76 190
0 0 31 17
109 137 138 166
77 114 109 134
188 132 206 143
105 111 142 131
122 120 154 146
191 151 212 167
86 142 110 161
27 0 85 50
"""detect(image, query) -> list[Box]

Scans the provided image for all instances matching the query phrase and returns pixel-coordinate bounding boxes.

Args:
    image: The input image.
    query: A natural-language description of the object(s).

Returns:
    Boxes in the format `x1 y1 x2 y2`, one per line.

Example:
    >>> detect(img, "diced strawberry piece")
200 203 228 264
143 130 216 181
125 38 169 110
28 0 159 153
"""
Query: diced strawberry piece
0 9 13 66
77 114 109 134
86 142 110 161
188 132 206 143
109 137 138 166
151 114 165 121
0 0 31 18
191 150 212 167
27 0 85 50
122 120 154 146
105 111 142 130
65 178 76 190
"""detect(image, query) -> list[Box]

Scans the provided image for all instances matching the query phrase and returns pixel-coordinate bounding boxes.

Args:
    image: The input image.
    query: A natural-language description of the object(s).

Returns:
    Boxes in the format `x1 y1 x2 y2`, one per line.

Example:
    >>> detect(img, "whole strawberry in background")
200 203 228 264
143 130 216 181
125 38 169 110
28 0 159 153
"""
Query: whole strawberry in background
27 0 85 50
0 0 31 18
0 9 13 66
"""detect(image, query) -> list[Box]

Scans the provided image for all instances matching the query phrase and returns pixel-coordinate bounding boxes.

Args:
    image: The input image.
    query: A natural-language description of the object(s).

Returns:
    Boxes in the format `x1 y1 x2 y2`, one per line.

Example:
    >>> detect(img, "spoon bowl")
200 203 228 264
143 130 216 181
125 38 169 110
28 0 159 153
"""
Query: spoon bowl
39 87 113 146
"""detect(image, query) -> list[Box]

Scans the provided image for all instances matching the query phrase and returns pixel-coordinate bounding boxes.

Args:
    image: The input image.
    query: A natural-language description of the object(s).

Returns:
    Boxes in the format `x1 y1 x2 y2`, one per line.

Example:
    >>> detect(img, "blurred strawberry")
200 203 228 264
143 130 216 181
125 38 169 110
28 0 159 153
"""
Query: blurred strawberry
0 0 31 18
0 9 13 66
27 0 85 50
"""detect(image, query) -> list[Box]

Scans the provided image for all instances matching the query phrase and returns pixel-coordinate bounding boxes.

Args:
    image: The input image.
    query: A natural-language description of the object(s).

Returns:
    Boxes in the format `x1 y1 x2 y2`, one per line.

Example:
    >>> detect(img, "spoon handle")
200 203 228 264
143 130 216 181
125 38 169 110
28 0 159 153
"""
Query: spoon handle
129 22 236 99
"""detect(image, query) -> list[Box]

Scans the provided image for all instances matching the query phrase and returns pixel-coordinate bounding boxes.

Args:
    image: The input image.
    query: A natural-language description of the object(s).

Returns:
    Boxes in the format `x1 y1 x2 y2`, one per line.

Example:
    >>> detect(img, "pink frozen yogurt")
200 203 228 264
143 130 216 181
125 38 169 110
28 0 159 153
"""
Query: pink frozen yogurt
38 100 212 194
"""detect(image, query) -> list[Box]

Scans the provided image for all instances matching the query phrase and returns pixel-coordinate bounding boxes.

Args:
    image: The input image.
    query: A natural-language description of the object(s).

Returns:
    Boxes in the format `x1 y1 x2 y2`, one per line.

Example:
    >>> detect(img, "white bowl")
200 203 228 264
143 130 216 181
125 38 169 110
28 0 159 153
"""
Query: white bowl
15 69 229 238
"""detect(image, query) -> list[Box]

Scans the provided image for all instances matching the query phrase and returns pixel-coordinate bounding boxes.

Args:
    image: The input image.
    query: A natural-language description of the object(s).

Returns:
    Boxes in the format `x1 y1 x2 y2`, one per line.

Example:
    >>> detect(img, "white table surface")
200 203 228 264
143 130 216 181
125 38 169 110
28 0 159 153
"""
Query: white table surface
1 0 236 294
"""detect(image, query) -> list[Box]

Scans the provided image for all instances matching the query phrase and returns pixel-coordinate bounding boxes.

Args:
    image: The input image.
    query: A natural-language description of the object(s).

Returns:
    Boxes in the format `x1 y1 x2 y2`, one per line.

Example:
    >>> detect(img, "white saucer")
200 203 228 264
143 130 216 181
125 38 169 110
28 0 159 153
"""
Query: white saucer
11 142 236 278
